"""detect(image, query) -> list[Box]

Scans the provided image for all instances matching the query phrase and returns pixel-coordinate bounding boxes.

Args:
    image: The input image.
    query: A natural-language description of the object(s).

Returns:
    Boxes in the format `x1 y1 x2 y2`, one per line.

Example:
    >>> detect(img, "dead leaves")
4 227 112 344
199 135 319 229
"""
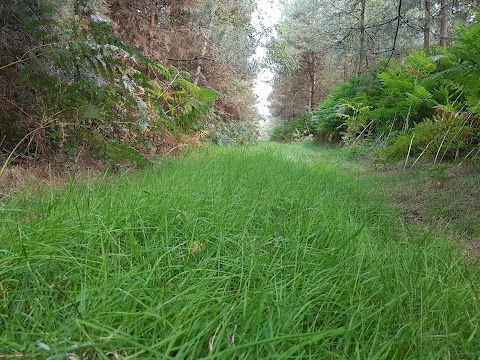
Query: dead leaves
190 241 205 254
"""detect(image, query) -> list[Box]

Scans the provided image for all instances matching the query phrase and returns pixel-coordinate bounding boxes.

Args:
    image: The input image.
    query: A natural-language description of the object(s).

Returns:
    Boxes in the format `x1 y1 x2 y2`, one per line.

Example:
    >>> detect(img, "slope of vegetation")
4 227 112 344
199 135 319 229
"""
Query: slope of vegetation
1 143 479 358
0 0 258 171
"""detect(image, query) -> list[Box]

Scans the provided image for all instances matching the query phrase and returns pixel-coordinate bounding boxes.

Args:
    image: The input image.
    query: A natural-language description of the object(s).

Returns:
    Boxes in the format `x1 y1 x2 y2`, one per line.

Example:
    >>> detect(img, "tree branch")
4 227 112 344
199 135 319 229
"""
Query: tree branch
380 0 403 73
165 56 215 62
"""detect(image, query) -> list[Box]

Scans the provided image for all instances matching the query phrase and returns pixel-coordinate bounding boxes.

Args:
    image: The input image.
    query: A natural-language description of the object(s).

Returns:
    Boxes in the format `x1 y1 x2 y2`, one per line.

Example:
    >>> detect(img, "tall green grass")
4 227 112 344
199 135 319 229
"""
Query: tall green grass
1 142 479 359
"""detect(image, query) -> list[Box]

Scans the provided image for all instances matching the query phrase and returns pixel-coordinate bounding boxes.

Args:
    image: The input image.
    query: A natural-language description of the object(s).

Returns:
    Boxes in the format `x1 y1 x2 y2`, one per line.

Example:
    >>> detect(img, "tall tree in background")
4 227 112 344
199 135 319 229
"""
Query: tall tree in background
267 0 334 116
267 0 479 124
358 0 367 74
109 0 258 122
439 0 450 47
424 0 432 49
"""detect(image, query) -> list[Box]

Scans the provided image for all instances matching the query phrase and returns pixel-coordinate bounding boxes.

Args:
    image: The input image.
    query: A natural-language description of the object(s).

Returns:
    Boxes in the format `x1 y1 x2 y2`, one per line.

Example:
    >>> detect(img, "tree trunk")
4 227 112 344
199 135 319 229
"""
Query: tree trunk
358 0 366 75
439 0 449 47
423 0 431 50
150 0 158 27
194 37 209 85
194 3 216 85
306 52 316 111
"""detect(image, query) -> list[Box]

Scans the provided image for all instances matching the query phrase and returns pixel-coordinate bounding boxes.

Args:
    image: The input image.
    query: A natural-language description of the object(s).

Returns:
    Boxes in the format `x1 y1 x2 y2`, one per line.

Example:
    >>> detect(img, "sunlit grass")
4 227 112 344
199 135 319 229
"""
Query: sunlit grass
1 142 479 358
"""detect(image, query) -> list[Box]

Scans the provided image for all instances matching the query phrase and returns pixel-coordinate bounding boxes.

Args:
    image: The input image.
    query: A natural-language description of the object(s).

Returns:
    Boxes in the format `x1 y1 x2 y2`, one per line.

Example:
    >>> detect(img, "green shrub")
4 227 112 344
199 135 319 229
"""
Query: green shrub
312 98 347 143
210 121 259 146
271 113 313 142
1 2 218 165
387 115 478 161
310 17 480 163
312 74 381 143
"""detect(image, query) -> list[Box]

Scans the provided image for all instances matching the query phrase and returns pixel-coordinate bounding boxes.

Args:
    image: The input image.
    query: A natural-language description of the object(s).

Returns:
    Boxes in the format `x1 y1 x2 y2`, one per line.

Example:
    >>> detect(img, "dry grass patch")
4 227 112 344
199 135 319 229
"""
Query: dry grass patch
373 161 480 247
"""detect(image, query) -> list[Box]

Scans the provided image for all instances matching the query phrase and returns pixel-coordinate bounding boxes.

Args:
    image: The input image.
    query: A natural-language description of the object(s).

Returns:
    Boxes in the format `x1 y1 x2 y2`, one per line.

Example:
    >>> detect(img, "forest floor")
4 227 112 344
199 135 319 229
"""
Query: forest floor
1 142 479 358
376 160 480 258
341 143 480 256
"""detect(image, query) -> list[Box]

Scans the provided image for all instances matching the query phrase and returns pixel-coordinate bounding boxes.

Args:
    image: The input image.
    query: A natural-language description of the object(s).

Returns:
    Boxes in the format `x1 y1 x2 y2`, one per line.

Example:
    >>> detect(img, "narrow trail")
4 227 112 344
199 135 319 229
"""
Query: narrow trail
1 142 479 359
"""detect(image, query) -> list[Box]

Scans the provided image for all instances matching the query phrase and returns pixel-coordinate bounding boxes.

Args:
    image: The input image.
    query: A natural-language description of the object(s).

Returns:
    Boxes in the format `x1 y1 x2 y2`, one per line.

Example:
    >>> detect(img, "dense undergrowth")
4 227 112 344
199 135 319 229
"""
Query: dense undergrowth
272 17 480 165
0 1 258 171
1 142 479 358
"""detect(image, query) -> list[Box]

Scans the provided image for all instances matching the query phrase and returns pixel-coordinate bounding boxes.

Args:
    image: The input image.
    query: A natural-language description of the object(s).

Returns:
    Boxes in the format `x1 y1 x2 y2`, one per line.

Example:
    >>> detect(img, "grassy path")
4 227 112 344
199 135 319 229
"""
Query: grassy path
1 142 479 359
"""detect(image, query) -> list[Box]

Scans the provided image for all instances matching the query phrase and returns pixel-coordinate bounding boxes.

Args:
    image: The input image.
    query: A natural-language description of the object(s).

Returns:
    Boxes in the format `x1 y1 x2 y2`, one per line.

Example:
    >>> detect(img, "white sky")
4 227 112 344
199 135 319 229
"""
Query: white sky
251 0 282 118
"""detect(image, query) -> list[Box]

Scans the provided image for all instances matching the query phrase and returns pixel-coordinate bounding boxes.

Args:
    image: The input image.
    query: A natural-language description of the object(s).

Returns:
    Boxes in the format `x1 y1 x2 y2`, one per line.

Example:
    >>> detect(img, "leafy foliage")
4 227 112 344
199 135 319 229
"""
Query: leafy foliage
0 1 219 166
270 113 314 142
210 121 259 146
308 18 480 163
312 74 380 142
386 115 477 161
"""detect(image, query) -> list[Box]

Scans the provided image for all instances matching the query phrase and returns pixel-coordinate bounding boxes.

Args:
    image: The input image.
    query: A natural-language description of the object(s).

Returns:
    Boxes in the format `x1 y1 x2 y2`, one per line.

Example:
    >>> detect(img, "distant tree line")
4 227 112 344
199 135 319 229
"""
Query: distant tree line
268 0 479 119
